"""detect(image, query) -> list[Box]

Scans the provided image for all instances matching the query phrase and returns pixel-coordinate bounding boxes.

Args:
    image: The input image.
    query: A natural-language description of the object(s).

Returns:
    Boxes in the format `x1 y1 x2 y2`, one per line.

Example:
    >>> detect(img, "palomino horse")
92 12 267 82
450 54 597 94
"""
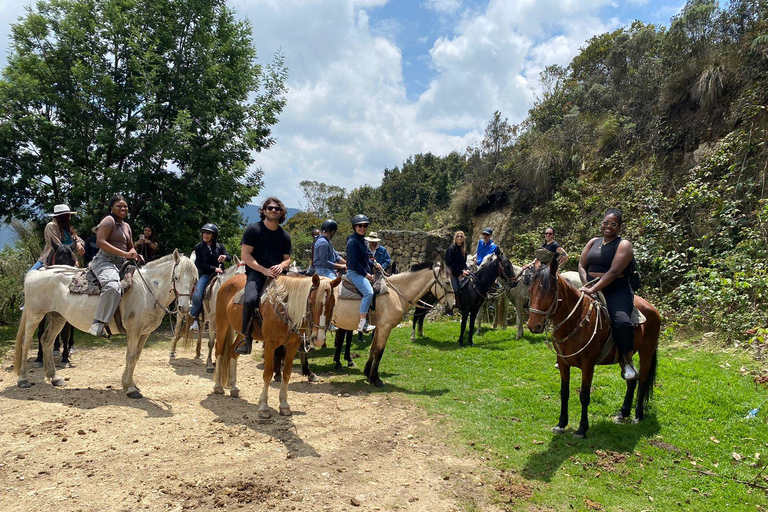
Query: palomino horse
15 250 197 398
170 255 243 372
526 258 661 438
453 253 516 347
213 273 341 418
330 262 454 387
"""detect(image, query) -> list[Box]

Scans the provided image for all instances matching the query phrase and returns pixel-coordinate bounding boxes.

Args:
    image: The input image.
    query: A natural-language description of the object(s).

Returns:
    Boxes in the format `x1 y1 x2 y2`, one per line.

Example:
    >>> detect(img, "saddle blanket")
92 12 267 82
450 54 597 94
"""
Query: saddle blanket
339 275 389 300
68 267 135 296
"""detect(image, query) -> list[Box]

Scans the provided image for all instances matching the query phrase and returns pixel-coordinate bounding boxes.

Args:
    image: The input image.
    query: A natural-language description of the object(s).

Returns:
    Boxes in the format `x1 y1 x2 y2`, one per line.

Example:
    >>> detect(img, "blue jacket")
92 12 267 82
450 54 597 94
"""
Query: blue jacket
476 239 498 267
371 245 391 270
346 232 372 275
313 235 341 272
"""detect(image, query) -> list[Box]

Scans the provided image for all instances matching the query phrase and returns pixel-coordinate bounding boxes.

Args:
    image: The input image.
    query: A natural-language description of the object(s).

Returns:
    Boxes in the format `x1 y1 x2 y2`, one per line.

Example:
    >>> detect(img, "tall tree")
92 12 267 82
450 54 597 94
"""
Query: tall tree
0 0 287 250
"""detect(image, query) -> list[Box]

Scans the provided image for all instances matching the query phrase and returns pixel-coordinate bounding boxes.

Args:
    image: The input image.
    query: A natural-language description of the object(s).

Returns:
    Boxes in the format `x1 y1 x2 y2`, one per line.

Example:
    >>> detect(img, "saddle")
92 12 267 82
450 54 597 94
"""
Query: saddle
68 263 135 296
203 274 222 302
338 275 389 300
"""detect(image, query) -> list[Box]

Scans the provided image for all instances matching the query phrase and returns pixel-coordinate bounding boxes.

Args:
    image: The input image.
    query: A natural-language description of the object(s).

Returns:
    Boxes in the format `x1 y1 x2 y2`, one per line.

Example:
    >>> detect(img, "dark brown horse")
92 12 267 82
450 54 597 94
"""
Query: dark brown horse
526 258 661 438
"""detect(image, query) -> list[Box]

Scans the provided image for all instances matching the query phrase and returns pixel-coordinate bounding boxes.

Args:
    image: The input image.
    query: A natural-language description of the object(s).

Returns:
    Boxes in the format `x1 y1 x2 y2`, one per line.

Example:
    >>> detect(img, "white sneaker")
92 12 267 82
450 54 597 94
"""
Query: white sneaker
357 320 376 333
190 320 199 331
88 322 103 336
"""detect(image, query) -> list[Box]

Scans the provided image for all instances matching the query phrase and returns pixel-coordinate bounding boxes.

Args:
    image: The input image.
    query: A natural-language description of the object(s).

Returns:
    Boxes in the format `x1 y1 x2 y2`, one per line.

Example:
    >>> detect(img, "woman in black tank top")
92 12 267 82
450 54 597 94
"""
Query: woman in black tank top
577 208 638 381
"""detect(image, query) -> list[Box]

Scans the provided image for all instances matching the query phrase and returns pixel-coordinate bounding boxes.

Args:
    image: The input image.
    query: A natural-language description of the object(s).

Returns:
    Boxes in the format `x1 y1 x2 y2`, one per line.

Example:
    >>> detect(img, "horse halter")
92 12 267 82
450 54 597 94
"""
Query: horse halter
170 260 194 302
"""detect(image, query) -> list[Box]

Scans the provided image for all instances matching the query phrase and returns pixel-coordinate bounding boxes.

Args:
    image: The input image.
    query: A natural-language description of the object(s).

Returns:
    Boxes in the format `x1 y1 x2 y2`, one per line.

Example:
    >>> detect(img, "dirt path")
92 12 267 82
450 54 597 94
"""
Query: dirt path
0 338 509 512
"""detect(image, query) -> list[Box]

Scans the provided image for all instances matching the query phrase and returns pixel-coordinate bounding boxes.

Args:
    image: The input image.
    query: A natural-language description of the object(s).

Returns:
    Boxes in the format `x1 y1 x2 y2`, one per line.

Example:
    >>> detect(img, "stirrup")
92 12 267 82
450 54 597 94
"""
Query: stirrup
235 336 253 355
621 357 638 381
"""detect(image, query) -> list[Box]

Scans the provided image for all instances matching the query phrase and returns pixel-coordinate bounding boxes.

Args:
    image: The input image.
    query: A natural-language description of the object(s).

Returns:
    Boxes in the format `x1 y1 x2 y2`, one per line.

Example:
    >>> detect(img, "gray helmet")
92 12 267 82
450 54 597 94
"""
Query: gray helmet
201 223 218 235
351 214 370 226
321 219 338 232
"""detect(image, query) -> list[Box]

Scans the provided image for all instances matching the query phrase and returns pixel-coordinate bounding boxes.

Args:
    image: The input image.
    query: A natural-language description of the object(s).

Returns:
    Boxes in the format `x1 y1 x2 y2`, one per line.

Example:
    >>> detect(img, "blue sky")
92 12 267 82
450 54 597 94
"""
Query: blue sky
0 0 688 209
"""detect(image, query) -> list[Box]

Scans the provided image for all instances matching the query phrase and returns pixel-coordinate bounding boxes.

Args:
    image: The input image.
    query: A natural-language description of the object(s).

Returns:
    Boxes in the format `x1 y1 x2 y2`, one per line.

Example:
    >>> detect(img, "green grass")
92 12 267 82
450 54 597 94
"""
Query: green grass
307 321 768 511
3 318 767 511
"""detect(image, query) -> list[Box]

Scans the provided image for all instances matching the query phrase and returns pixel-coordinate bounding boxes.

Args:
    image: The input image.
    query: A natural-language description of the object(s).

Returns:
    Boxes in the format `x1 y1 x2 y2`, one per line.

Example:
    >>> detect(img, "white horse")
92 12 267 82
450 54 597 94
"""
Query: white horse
170 255 243 373
14 250 197 398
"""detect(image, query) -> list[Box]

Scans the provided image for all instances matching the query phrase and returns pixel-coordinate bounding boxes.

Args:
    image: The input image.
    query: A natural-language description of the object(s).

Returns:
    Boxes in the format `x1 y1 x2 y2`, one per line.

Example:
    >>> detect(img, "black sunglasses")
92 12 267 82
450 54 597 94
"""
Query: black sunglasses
265 205 281 212
356 224 370 228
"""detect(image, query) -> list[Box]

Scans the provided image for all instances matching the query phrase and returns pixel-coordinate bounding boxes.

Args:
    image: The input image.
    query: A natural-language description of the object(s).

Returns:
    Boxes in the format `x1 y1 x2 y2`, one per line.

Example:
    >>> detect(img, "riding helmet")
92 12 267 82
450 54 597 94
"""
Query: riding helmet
351 214 370 226
201 223 219 235
321 219 338 232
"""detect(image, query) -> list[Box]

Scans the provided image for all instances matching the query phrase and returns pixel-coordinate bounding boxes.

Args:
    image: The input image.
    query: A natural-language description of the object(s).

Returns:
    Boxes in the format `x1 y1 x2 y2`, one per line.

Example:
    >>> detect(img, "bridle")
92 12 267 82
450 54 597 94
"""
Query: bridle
382 265 452 310
132 258 195 336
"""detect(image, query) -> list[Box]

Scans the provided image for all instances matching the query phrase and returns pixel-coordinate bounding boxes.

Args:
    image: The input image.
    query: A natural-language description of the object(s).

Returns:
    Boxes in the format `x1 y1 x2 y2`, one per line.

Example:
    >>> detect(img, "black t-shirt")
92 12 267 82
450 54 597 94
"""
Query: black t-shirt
542 240 561 253
241 221 292 271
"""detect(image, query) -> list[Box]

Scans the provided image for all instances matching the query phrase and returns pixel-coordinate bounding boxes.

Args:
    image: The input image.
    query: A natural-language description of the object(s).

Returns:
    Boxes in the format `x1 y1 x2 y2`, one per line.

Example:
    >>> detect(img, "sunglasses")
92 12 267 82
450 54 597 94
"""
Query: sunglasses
265 205 281 212
356 224 370 228
545 232 554 236
601 220 619 228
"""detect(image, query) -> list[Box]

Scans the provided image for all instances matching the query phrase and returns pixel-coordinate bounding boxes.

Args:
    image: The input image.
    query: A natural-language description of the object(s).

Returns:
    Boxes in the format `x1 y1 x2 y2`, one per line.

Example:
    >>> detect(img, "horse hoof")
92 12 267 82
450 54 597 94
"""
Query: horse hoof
51 377 67 387
612 415 628 424
31 361 43 368
126 390 143 399
279 407 292 416
274 374 282 383
334 362 343 371
17 380 31 389
169 352 176 359
373 379 385 388
230 389 240 398
307 373 320 383
631 418 640 425
551 426 566 434
258 409 271 419
213 386 225 395
573 432 586 439
206 367 214 374
59 361 74 368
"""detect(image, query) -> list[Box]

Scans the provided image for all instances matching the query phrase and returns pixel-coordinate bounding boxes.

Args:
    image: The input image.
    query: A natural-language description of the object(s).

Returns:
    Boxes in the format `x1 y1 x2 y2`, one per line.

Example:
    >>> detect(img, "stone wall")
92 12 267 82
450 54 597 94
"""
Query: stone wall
377 229 453 271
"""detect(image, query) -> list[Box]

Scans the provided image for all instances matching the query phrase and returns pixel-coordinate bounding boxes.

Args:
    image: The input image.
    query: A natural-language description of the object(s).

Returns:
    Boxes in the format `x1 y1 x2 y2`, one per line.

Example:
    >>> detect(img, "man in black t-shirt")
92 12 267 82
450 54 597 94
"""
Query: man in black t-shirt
236 196 293 355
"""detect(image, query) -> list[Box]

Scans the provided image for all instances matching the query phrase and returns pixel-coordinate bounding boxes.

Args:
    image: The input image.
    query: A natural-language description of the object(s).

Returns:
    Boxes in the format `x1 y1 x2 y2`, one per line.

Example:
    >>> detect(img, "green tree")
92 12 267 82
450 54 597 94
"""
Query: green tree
299 180 346 218
0 0 287 251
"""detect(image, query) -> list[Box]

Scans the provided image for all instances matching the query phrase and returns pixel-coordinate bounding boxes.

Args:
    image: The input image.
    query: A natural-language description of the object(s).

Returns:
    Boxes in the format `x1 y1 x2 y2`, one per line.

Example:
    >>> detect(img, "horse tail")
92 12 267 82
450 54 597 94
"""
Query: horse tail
641 350 658 407
14 310 27 375
640 307 661 407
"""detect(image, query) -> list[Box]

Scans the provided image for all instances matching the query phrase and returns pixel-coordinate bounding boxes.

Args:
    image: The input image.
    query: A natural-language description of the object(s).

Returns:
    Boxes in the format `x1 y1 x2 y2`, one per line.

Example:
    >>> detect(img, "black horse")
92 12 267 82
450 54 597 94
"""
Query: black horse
455 252 516 347
33 242 78 368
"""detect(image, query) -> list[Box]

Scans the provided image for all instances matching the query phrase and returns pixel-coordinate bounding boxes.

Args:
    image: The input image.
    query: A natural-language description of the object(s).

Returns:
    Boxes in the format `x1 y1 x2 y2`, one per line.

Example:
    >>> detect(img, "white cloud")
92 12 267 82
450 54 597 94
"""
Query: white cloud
422 0 462 14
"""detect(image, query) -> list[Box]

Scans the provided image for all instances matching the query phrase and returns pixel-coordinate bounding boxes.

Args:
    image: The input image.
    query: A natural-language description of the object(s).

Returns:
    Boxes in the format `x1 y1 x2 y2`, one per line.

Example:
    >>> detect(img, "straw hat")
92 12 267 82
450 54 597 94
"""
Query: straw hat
364 231 381 243
49 204 75 217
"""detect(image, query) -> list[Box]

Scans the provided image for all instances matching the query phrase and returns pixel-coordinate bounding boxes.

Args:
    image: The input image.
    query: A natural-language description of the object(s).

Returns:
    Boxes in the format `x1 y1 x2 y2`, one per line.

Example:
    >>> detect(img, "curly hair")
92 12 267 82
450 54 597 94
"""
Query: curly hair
260 196 287 224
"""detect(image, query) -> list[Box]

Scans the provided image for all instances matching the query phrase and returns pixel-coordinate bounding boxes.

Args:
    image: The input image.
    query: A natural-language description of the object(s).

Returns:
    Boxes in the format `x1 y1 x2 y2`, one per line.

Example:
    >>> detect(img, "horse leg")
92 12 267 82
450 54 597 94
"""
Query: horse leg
59 323 73 367
411 316 417 341
418 315 424 338
195 321 203 359
279 342 301 416
468 310 478 346
229 353 240 398
169 313 185 358
206 321 216 373
574 366 595 438
258 343 276 418
345 330 354 367
17 311 45 388
552 362 571 434
366 327 390 388
32 318 46 367
515 298 524 340
634 348 658 422
122 332 150 398
333 330 344 369
273 345 285 382
41 314 67 387
458 312 468 346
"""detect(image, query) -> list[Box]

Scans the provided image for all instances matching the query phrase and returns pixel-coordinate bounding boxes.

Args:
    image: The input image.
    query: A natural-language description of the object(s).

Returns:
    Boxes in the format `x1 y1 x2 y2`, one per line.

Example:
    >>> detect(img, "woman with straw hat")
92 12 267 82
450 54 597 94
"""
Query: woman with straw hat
29 204 84 272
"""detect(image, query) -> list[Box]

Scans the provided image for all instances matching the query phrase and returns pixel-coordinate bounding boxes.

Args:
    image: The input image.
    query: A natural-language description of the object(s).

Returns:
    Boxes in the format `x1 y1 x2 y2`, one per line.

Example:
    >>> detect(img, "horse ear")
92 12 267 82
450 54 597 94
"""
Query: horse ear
234 255 241 266
312 274 320 287
173 248 180 262
330 275 342 288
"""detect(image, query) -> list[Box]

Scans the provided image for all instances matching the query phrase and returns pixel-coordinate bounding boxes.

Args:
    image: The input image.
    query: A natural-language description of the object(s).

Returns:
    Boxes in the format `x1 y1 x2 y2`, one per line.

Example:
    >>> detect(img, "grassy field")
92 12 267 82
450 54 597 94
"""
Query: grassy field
2 318 767 511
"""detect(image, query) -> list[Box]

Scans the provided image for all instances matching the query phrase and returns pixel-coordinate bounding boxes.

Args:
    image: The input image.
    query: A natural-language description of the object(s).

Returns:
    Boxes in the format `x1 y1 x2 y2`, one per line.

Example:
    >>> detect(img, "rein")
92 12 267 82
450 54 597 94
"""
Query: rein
132 259 193 337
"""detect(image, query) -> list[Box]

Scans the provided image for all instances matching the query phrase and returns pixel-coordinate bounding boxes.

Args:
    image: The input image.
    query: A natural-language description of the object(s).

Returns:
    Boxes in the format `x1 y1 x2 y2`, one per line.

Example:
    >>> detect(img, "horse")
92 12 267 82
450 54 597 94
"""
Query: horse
170 255 243 373
213 273 341 418
32 242 79 368
411 290 436 341
14 250 197 398
329 262 454 387
526 258 661 438
453 253 516 347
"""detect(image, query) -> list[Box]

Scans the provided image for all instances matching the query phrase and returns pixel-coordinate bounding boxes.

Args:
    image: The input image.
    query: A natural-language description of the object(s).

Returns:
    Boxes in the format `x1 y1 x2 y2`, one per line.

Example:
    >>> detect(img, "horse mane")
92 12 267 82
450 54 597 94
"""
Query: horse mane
532 264 554 294
263 275 315 331
408 261 434 273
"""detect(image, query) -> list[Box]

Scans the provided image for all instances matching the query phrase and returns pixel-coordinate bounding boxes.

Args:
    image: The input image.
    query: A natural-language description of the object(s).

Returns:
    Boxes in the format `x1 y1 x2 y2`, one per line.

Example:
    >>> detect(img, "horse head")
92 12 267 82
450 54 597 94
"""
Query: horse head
432 262 455 312
527 257 560 334
47 241 77 266
172 248 198 315
308 274 342 348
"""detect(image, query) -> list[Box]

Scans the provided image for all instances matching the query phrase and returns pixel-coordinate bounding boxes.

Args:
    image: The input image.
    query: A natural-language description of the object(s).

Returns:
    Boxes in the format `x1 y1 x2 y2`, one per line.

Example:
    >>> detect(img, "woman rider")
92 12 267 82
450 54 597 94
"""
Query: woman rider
313 219 346 278
578 208 637 381
190 223 231 331
346 214 377 333
29 204 85 271
542 227 568 266
445 231 470 309
89 195 143 337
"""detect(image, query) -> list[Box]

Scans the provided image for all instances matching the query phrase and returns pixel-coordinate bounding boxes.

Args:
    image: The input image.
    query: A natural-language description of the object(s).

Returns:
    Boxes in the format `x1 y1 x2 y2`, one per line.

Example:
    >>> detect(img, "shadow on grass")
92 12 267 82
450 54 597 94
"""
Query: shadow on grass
522 414 661 482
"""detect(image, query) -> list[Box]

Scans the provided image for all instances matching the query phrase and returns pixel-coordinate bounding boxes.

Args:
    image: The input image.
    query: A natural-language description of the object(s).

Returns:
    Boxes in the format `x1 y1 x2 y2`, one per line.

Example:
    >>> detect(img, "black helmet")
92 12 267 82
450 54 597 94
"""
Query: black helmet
201 223 218 235
351 214 370 226
321 219 338 232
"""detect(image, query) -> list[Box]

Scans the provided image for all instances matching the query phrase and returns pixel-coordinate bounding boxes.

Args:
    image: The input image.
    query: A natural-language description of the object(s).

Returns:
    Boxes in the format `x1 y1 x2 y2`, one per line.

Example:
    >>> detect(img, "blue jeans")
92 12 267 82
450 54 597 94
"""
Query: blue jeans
190 273 211 318
28 260 44 273
315 267 338 279
347 270 373 315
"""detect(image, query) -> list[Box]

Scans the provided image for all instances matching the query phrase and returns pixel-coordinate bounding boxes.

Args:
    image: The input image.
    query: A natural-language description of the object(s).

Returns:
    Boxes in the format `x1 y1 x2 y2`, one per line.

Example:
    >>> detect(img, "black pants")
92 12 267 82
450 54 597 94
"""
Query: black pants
602 277 634 355
241 271 267 336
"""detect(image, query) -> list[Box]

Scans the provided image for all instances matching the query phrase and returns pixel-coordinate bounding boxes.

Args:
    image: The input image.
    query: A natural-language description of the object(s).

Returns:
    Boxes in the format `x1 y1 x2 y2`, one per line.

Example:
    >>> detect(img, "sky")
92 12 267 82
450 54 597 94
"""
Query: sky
0 0 688 209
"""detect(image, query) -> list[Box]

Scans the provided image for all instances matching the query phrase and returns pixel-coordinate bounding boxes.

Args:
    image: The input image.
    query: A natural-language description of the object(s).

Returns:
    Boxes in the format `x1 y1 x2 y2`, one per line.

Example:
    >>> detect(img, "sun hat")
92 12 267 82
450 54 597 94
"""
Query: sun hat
365 231 381 243
49 204 75 217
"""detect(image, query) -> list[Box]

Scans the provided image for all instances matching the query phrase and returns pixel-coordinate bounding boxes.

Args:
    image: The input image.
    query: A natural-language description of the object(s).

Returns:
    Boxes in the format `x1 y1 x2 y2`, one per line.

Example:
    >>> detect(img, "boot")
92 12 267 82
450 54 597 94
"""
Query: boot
620 354 638 381
235 311 259 355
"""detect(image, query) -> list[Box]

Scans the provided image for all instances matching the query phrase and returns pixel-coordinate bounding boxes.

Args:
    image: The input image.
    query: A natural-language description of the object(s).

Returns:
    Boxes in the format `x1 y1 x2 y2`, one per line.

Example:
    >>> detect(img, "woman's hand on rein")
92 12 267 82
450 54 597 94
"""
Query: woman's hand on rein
579 286 595 296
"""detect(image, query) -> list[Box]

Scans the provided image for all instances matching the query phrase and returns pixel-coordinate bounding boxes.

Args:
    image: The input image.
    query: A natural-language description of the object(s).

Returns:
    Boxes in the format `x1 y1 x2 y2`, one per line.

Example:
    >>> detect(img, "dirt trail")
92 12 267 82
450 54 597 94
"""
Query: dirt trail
0 339 509 512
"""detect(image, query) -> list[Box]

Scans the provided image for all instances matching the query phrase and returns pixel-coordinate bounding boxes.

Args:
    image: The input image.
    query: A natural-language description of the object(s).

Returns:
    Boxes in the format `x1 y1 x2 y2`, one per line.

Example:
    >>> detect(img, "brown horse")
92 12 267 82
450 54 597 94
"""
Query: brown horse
526 258 661 438
213 273 341 418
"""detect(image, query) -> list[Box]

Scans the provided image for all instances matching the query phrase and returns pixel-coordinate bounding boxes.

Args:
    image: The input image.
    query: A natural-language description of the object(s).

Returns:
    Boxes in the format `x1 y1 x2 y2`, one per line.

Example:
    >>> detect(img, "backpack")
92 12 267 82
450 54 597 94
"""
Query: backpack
627 257 641 292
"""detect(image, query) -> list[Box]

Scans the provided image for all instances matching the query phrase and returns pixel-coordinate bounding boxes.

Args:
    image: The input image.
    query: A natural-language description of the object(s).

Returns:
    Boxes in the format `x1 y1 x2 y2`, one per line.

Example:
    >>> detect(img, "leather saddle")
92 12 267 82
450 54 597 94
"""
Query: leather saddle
339 275 389 300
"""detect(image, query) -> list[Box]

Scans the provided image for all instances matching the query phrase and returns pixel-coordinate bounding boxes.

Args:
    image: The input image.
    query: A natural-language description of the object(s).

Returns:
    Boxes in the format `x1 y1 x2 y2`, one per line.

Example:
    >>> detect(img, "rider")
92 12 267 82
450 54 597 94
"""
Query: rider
30 204 85 271
578 207 637 381
134 226 159 262
346 214 377 333
190 223 231 331
236 197 292 355
541 227 568 266
365 231 391 274
313 219 346 278
445 230 470 309
475 227 498 267
89 195 143 337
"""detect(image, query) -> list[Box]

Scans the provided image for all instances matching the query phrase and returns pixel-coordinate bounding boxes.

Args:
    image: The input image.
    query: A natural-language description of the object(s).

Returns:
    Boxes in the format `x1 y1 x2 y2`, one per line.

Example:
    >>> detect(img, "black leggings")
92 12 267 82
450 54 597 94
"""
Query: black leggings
602 277 634 355
241 271 267 336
